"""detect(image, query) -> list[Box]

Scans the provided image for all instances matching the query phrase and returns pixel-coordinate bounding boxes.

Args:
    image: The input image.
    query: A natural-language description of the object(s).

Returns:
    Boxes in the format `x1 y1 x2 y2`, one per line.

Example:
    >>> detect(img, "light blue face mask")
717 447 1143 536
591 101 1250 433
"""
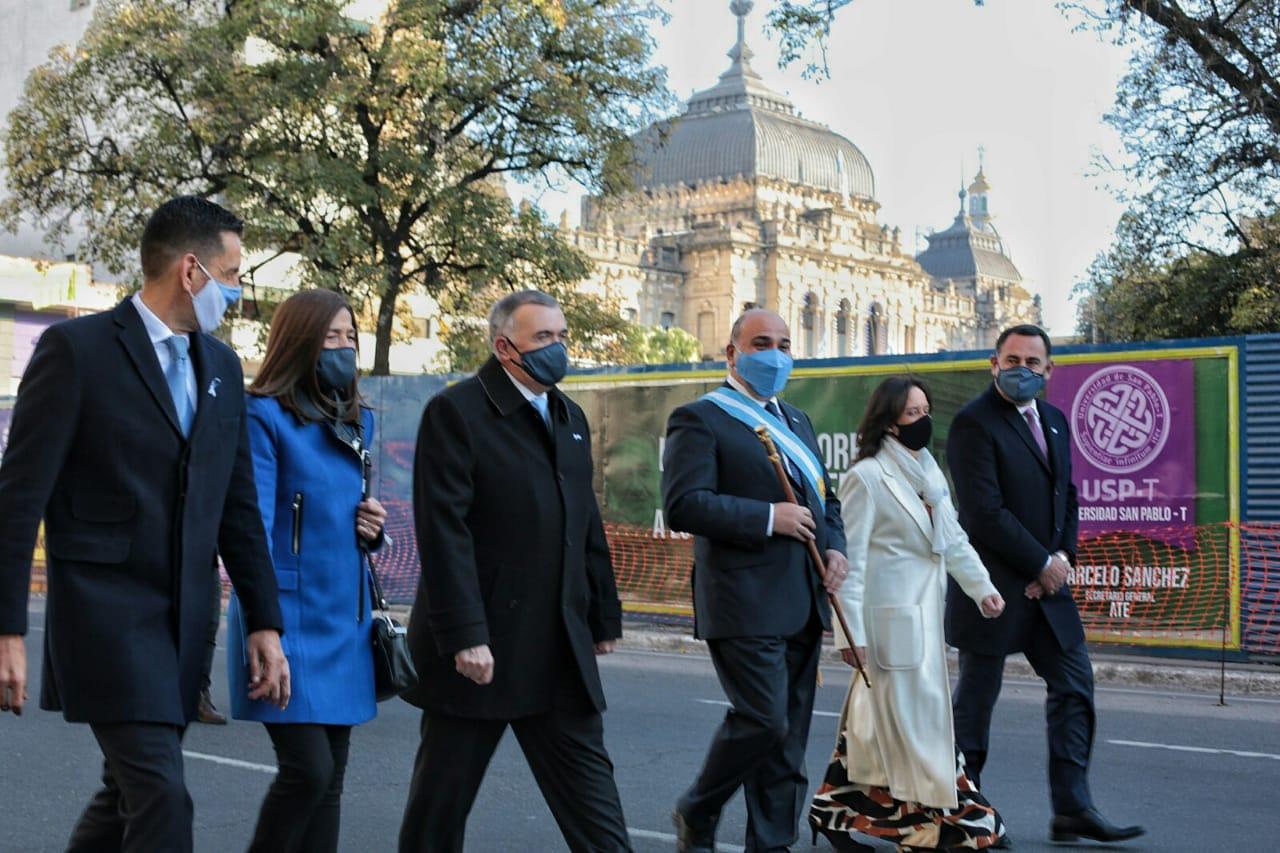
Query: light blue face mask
734 347 793 398
192 260 242 333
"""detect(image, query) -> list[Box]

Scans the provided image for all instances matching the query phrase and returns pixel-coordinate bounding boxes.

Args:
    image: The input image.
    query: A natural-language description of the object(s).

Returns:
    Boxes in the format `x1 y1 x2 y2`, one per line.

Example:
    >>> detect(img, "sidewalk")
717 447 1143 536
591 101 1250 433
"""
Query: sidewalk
610 620 1280 698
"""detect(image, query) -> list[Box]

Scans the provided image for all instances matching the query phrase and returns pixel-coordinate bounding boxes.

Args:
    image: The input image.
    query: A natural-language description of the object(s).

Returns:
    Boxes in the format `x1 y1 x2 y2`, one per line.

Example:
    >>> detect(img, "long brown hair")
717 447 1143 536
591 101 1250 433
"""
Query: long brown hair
249 289 365 423
854 375 932 462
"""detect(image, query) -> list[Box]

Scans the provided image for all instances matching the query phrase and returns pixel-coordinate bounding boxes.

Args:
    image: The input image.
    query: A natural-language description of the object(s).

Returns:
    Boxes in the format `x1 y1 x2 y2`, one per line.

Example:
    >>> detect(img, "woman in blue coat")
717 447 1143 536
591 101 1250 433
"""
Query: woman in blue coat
227 289 386 853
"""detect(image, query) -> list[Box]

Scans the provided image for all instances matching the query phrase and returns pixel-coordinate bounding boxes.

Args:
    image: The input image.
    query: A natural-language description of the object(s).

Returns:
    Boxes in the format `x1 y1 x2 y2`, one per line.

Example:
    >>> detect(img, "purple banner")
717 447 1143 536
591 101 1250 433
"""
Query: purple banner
1048 359 1196 543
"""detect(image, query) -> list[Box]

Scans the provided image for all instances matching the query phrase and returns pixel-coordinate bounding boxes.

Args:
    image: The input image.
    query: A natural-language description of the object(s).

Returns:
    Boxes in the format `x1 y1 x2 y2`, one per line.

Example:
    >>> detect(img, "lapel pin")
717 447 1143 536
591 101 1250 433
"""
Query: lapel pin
1050 426 1059 434
207 377 221 397
572 432 583 441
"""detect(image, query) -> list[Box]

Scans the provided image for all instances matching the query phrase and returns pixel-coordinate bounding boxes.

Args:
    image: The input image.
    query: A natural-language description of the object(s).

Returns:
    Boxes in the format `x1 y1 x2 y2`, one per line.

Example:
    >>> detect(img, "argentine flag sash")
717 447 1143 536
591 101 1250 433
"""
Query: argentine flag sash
702 386 827 507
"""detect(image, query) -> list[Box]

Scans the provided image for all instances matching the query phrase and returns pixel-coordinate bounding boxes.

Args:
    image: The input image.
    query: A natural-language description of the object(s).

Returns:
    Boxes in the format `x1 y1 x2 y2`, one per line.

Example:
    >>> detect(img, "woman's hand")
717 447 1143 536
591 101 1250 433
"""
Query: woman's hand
980 593 1006 619
841 646 867 670
357 497 387 542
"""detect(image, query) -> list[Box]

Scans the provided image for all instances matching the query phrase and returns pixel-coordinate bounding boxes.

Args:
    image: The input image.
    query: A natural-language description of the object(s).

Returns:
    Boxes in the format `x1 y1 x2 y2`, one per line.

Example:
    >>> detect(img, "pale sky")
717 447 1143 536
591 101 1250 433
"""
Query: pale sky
512 0 1134 336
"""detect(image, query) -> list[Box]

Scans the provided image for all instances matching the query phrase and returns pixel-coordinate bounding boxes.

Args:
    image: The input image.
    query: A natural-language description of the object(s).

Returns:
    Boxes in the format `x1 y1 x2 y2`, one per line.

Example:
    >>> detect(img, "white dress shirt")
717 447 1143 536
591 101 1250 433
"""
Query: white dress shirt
502 366 550 424
131 292 197 408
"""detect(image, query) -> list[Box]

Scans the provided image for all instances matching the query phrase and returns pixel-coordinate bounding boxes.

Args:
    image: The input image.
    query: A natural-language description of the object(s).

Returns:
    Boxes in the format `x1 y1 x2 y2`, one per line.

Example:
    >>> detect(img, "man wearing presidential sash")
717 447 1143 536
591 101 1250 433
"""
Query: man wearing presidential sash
662 309 848 853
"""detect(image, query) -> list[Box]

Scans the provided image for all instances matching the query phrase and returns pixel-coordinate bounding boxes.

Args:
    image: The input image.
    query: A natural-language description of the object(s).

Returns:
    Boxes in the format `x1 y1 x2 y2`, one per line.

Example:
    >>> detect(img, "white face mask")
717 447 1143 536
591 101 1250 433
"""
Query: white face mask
191 260 242 333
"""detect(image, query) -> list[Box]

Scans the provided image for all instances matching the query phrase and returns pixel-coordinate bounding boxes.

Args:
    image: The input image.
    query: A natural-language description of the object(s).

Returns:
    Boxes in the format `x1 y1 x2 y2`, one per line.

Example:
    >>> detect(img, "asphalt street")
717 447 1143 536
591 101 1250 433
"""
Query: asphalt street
4 606 1279 853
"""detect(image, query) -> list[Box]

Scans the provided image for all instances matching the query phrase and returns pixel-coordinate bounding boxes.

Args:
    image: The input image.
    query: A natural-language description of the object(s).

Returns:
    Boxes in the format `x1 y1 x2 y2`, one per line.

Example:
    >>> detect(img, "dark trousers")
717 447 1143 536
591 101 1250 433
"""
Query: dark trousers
679 622 823 853
67 722 192 853
398 709 631 853
247 723 352 853
952 613 1097 815
201 573 220 690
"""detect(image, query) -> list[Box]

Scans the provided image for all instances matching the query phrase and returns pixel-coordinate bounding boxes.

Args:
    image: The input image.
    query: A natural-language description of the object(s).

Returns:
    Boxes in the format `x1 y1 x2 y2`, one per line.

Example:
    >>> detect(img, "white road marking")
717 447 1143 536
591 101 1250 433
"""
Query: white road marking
1108 739 1280 761
627 828 745 852
182 750 276 774
695 698 839 718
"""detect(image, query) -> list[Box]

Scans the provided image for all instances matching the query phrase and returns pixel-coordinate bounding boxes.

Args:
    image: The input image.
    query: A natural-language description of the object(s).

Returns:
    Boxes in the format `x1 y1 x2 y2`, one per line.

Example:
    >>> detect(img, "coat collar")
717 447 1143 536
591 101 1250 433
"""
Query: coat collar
114 299 185 438
114 298 222 442
872 451 933 541
477 355 569 426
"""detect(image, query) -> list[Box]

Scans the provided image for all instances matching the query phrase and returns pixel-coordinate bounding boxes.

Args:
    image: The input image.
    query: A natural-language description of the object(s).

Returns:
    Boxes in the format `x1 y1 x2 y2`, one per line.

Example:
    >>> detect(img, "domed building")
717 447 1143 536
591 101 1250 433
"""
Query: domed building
566 0 1040 358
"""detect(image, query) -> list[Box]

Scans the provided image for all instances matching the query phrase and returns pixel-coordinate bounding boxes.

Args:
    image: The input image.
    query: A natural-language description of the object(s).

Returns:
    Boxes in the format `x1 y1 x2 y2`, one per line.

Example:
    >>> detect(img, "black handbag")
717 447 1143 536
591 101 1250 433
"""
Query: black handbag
366 553 418 702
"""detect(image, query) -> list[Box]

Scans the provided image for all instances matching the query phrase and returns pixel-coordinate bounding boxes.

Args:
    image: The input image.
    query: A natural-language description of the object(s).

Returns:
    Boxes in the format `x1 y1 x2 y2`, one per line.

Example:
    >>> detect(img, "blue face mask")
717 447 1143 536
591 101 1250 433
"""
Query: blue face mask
995 365 1046 403
506 338 569 387
734 347 793 398
192 260 241 333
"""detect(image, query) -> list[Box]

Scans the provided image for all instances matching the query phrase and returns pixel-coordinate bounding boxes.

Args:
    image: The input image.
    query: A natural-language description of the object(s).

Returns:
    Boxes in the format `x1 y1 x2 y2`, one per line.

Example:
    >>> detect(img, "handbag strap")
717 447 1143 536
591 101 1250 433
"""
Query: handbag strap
365 551 389 613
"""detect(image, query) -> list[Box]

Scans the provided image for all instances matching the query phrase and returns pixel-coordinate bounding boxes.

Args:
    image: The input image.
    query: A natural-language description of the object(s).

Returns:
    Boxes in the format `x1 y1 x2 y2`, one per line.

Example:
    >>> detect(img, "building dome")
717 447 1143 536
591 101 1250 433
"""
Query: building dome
916 166 1022 284
629 2 876 200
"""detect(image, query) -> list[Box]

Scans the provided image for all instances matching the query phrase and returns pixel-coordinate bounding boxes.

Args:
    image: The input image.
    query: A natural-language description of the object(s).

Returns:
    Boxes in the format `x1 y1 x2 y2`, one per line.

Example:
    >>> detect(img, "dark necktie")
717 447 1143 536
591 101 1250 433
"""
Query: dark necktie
764 401 804 496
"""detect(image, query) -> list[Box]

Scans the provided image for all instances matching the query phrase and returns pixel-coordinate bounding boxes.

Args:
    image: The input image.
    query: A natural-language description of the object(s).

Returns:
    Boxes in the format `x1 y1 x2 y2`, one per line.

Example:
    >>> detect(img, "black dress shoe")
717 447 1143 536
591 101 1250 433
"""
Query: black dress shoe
808 815 874 852
671 808 715 853
1050 808 1145 843
196 687 227 725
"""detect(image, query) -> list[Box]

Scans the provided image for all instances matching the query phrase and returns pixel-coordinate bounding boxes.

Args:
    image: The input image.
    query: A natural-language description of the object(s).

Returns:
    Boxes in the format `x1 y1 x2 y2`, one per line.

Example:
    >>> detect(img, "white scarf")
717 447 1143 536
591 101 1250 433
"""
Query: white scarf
881 436 965 558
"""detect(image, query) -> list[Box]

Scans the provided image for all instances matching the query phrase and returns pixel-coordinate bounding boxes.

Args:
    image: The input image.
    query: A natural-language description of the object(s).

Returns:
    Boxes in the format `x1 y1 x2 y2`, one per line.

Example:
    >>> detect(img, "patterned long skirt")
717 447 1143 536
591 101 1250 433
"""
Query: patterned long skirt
808 733 1006 851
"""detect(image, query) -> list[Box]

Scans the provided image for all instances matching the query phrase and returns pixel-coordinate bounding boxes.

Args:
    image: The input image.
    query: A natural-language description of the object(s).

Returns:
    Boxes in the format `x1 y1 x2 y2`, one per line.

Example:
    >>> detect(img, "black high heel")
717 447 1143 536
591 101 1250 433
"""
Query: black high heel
808 816 875 852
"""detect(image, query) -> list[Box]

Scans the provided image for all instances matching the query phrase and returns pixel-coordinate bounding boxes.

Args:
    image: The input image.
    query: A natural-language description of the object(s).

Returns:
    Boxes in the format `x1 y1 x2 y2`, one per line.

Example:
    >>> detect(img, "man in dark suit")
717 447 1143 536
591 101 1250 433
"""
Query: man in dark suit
661 309 847 853
399 290 629 853
0 196 289 852
946 324 1143 844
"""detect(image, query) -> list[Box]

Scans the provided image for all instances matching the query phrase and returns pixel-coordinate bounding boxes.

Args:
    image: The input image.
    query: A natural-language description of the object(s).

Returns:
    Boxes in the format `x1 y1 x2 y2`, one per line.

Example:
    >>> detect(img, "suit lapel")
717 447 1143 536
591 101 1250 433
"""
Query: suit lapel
187 333 219 442
1002 404 1052 475
874 453 933 541
1038 402 1066 480
114 300 184 438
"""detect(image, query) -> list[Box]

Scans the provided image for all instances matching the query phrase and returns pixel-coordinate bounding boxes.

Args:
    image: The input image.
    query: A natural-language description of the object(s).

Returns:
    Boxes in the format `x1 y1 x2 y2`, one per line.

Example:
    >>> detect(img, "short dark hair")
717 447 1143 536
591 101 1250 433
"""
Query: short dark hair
855 375 932 462
140 196 244 279
995 324 1052 358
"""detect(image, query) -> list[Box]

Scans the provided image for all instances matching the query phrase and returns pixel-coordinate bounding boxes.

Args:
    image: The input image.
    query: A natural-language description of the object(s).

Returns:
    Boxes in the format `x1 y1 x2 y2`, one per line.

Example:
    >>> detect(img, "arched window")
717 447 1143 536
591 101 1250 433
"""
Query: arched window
866 303 882 355
835 299 851 357
801 292 818 358
660 311 675 330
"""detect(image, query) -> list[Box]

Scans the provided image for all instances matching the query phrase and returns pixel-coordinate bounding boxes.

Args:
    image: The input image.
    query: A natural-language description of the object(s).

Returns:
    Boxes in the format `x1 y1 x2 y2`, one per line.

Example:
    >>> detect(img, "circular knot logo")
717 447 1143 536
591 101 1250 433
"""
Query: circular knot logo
1070 365 1170 473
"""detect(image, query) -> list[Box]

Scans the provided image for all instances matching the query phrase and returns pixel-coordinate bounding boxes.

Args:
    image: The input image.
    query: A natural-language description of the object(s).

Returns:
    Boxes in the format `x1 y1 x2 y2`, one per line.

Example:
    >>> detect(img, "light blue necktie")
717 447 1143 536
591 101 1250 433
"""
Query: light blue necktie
530 395 551 432
164 335 195 436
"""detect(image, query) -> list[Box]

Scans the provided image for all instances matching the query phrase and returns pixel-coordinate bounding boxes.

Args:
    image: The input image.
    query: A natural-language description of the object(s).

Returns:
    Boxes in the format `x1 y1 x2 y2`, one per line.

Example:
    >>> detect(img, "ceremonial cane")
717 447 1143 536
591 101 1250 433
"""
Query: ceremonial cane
755 426 871 689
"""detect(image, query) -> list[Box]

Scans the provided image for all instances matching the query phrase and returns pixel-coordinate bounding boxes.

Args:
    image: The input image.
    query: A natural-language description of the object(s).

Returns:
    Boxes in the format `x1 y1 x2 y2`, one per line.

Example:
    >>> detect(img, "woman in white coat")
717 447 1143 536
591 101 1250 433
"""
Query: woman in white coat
809 377 1009 852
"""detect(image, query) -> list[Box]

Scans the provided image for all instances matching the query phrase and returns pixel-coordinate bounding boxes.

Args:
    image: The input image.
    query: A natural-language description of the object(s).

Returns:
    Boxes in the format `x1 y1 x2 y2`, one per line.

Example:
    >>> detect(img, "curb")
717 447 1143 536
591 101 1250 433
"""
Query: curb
384 606 1280 696
611 624 1280 697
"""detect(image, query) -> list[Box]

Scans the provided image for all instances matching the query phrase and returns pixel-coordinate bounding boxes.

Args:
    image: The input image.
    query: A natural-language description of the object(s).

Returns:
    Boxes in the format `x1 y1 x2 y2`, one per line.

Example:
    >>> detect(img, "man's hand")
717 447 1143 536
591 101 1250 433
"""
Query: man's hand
773 503 816 542
246 630 290 710
0 635 27 716
357 497 387 543
455 644 494 685
594 640 617 656
841 646 867 670
980 593 1006 618
1038 553 1070 596
1025 580 1045 599
822 550 849 595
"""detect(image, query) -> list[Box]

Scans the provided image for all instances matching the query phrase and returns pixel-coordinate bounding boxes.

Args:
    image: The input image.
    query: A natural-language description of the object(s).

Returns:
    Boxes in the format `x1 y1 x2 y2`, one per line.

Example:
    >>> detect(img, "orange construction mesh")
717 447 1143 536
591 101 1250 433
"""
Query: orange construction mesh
26 521 1280 657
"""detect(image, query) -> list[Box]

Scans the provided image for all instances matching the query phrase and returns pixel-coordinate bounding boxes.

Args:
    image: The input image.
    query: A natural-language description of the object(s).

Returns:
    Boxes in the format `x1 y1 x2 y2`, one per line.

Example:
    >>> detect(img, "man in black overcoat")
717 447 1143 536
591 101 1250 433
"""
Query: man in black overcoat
399 290 629 853
946 324 1143 844
0 197 289 852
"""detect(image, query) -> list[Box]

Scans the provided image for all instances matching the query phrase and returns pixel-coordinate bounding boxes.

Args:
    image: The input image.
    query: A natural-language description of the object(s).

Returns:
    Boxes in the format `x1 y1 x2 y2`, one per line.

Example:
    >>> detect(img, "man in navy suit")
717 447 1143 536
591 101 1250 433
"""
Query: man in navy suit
0 196 289 852
662 309 847 853
946 324 1143 844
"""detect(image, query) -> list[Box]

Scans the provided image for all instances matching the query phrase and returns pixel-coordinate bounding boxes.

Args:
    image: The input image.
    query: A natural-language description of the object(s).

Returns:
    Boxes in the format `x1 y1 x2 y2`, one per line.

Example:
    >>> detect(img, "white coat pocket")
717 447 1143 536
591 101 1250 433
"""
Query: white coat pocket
869 604 924 670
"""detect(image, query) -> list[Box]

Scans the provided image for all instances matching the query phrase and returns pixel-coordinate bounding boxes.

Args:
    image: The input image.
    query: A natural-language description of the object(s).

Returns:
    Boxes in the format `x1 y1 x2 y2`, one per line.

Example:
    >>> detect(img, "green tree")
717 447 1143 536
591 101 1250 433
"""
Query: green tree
617 324 702 365
2 0 669 373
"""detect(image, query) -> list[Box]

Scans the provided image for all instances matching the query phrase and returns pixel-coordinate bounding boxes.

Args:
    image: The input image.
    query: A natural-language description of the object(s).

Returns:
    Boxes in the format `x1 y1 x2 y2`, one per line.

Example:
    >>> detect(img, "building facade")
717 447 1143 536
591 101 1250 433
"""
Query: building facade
568 1 1040 359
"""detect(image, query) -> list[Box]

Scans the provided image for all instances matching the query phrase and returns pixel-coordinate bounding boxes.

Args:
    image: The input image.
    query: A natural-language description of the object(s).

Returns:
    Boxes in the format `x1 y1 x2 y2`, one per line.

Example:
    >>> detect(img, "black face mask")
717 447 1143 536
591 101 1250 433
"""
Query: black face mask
894 414 933 451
